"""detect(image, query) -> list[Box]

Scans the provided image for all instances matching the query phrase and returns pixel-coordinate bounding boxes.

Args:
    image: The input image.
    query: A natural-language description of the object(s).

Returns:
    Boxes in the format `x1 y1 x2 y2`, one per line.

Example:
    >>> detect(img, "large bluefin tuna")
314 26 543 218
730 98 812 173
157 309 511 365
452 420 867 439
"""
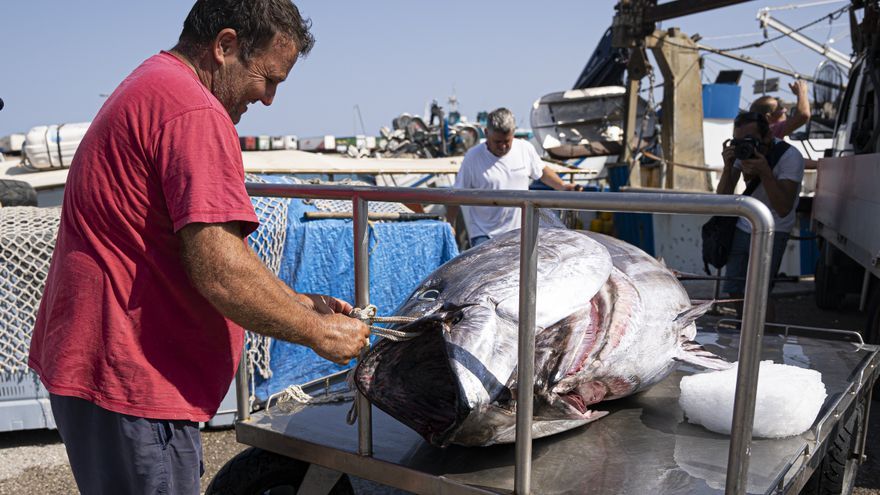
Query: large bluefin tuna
355 228 728 447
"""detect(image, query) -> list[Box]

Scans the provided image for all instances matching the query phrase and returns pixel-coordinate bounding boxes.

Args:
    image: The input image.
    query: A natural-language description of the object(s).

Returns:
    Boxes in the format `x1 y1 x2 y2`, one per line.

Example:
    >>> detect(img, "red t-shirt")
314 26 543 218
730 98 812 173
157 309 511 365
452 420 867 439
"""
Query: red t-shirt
28 52 259 422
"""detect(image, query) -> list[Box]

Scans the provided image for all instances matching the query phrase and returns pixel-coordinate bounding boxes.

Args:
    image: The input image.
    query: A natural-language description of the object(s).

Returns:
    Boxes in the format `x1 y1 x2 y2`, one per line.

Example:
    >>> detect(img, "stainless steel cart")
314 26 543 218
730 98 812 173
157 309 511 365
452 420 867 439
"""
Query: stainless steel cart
222 185 878 495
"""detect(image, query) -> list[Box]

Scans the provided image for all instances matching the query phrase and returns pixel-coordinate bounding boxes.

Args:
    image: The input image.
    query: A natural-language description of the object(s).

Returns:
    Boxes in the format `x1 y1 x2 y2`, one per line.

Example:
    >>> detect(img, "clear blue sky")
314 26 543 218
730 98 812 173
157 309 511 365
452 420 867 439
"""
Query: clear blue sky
1 0 852 138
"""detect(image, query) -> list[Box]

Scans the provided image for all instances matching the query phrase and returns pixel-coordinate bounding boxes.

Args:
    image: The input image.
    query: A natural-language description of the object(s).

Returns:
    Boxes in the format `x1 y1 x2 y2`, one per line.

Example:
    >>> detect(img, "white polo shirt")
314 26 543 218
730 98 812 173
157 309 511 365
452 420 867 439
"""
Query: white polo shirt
453 139 545 238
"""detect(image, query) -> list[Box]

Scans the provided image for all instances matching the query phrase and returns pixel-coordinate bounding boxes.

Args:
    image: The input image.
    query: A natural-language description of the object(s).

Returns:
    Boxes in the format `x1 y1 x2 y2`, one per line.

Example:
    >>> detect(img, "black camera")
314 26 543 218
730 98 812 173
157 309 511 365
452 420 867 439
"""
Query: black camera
726 137 761 160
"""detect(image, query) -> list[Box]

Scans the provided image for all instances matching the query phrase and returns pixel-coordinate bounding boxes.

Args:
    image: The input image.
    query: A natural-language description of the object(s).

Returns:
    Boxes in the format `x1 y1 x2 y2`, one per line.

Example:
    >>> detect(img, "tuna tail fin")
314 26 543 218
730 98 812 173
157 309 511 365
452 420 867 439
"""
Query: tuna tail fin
676 340 733 370
674 300 714 326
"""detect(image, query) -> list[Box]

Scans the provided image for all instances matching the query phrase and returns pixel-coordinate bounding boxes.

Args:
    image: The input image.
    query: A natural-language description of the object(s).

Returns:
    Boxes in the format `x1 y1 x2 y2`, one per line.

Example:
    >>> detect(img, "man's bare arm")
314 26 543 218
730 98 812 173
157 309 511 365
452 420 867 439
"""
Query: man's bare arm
539 166 578 191
178 222 370 364
780 80 811 137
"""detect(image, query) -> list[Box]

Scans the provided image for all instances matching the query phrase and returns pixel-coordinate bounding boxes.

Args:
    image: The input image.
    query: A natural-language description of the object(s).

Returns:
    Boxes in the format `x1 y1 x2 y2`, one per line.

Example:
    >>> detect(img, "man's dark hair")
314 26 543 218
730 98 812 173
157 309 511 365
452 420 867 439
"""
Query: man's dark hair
177 0 315 62
734 111 770 137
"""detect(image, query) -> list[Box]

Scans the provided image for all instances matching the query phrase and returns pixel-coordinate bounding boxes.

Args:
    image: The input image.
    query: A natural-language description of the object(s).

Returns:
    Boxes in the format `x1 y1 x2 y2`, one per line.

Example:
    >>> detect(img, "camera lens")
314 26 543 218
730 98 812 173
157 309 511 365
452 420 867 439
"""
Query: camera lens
734 141 755 160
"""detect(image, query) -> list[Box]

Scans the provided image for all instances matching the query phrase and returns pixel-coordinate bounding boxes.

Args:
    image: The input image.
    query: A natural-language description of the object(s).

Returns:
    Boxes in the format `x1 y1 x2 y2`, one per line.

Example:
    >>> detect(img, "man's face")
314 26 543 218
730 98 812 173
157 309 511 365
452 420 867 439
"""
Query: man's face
214 34 299 124
766 99 785 124
486 130 514 157
733 121 771 150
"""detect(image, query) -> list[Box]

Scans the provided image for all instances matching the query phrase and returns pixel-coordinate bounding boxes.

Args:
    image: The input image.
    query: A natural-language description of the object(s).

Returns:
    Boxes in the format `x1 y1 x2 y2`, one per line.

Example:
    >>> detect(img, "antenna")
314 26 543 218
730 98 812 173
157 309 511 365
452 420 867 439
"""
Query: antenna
353 105 367 135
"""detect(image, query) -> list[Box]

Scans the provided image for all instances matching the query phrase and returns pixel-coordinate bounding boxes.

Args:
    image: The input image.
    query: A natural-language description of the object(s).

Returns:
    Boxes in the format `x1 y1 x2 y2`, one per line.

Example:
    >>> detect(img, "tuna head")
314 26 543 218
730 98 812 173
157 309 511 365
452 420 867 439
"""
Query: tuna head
355 228 614 446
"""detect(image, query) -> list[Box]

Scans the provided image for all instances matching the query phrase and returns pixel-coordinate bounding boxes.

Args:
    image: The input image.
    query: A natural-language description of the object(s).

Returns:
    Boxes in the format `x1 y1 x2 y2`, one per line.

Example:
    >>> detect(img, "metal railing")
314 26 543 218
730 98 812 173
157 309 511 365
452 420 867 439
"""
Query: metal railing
236 183 775 495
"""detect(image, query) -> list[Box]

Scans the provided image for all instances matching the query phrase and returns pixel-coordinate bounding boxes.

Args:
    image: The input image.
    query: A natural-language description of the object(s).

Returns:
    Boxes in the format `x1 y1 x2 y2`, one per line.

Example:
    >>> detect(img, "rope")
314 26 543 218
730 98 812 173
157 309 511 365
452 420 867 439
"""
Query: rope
349 304 422 341
692 298 745 304
641 150 721 173
266 383 354 418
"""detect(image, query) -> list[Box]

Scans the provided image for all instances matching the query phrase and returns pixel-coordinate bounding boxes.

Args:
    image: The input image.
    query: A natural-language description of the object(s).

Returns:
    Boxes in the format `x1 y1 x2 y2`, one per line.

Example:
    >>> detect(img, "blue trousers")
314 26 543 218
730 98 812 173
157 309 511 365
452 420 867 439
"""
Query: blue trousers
50 394 204 495
723 228 790 296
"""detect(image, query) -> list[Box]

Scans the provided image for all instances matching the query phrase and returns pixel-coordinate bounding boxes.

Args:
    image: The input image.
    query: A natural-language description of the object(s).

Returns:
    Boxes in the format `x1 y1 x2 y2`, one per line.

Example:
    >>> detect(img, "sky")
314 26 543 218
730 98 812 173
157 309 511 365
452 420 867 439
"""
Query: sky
0 0 853 139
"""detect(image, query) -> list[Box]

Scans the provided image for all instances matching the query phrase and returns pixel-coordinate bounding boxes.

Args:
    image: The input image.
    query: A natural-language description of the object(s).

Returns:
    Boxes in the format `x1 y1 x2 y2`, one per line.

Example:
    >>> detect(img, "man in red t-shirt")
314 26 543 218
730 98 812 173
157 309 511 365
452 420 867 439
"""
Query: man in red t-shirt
27 1 370 493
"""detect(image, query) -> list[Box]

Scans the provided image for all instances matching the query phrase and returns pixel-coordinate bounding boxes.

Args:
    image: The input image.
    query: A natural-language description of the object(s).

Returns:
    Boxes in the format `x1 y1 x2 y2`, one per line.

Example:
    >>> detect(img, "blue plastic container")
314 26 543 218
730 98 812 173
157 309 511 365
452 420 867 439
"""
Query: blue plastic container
702 83 742 119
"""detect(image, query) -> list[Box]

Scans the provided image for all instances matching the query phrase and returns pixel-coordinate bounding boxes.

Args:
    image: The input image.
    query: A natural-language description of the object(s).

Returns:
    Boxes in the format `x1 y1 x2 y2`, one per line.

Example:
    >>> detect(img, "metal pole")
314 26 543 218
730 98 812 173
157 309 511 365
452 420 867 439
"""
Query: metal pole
235 348 250 422
757 10 852 69
514 202 539 495
353 196 373 456
724 209 775 495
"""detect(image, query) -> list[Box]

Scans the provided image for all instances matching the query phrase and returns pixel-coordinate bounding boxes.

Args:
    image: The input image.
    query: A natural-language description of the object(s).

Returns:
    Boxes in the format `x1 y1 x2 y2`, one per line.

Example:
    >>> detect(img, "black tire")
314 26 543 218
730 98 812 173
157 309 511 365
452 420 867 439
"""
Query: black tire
205 447 354 495
800 400 865 495
0 179 37 207
815 241 845 310
866 280 880 345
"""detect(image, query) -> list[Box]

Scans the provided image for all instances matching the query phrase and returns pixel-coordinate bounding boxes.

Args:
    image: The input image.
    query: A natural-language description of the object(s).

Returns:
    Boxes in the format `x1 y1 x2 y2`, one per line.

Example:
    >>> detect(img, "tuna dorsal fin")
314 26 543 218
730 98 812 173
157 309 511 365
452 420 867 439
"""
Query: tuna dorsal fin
675 340 733 371
674 300 713 327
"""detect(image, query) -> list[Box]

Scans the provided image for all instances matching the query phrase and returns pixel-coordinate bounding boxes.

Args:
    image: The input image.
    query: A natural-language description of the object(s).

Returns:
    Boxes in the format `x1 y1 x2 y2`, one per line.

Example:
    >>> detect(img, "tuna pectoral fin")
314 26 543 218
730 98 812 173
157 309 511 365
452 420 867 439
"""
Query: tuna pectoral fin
675 341 733 371
673 301 732 370
674 300 714 326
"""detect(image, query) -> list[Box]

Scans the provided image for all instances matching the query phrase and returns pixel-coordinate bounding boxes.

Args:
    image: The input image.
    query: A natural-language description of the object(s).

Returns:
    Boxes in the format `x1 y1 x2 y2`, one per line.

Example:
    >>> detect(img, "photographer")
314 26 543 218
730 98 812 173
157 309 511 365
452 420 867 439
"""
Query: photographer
716 112 805 314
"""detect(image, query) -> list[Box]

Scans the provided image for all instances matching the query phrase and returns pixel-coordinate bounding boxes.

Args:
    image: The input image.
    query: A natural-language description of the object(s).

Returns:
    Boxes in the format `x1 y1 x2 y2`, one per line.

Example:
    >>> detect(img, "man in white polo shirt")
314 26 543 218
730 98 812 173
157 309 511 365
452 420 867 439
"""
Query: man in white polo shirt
446 107 579 247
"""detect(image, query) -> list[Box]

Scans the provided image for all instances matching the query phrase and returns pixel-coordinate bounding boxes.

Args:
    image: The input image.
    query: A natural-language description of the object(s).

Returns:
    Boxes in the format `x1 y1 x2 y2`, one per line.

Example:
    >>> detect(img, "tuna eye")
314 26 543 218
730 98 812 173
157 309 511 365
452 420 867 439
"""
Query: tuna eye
451 312 463 325
418 289 440 301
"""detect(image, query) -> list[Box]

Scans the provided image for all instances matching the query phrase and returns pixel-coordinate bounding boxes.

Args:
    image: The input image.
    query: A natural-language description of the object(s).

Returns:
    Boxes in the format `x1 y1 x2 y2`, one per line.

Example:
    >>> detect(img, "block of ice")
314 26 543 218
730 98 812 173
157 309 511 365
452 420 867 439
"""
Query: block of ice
679 360 827 438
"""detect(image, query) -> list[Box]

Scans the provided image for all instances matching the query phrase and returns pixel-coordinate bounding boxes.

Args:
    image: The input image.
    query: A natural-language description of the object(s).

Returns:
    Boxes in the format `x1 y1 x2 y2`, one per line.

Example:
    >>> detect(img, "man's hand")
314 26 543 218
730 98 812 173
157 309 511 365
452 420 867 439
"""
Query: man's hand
722 142 737 168
739 150 771 181
790 79 808 97
562 183 584 191
311 314 372 365
297 293 353 315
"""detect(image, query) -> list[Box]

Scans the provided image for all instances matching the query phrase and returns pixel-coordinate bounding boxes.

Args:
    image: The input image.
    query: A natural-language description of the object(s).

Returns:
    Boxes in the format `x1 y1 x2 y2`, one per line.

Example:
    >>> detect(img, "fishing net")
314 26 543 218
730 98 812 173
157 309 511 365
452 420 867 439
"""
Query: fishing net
0 207 61 374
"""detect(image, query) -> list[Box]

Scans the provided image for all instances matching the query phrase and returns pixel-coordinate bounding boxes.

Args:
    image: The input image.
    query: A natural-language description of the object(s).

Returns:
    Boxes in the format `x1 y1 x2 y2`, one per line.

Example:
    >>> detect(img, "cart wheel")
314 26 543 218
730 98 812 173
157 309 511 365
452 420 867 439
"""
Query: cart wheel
205 447 354 495
800 399 865 495
815 242 844 310
0 179 37 207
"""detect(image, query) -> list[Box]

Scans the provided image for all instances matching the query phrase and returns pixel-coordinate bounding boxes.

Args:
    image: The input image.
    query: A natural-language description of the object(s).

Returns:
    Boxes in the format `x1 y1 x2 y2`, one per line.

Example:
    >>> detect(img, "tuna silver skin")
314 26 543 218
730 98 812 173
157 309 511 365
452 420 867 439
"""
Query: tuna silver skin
355 228 728 447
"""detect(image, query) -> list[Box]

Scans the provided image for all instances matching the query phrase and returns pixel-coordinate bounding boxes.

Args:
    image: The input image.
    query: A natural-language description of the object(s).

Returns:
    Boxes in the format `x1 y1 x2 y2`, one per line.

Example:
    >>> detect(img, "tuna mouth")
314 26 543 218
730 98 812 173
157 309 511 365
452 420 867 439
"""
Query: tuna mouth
395 308 465 333
561 393 589 414
553 380 609 418
354 322 467 446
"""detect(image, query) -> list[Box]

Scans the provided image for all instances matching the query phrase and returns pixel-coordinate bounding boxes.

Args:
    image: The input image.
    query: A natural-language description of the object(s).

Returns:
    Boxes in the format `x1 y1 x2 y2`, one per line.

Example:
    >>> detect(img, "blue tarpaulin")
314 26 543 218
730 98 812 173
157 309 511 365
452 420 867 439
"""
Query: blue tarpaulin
251 190 459 401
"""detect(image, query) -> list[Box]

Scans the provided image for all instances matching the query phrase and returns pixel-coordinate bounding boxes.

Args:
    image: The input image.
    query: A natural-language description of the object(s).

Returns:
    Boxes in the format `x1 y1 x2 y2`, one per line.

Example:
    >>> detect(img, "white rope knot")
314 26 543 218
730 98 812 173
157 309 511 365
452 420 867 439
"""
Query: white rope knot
349 304 379 323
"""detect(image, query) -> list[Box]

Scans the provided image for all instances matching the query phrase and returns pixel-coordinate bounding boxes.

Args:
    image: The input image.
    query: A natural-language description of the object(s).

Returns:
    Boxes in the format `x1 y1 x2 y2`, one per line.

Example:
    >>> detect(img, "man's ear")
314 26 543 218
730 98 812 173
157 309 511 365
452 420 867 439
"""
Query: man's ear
211 28 240 65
